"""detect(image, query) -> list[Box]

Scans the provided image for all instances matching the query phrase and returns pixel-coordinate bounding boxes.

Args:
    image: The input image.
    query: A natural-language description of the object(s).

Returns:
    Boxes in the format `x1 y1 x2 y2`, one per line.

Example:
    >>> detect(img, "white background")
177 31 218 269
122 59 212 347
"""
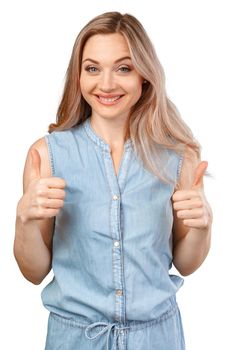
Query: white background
0 0 227 349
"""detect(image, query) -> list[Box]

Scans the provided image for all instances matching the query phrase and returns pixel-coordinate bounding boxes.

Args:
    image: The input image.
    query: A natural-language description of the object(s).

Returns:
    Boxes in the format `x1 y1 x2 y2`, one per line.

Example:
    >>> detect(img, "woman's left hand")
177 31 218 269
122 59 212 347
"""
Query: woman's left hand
172 161 212 230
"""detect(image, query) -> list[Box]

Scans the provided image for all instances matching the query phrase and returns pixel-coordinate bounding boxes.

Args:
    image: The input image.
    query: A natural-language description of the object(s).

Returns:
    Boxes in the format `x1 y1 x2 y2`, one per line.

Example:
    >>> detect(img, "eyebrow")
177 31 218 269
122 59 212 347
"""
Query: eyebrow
82 56 132 64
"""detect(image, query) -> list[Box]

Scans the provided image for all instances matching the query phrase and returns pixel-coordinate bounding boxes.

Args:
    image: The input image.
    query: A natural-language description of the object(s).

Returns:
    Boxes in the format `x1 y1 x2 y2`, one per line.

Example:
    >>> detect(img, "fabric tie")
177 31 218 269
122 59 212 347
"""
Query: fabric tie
85 321 130 350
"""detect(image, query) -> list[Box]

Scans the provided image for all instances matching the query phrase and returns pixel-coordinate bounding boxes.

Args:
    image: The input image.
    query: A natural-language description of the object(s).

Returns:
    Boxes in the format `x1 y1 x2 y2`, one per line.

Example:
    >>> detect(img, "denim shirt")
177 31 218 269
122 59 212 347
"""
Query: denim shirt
41 116 184 324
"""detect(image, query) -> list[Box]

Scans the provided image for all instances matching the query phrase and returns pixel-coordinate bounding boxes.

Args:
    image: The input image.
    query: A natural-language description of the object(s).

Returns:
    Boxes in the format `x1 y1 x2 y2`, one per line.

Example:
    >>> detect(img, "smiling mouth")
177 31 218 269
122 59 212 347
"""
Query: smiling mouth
95 95 124 105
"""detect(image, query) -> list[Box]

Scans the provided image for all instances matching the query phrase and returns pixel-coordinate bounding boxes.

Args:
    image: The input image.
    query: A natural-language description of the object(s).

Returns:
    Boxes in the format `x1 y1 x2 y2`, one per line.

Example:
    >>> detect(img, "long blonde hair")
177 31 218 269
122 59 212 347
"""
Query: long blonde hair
48 11 201 184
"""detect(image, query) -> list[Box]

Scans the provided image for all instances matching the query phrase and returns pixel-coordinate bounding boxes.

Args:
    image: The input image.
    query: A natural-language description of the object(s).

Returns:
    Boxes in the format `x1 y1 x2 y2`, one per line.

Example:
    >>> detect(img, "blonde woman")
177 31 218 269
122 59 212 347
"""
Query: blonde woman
14 11 212 350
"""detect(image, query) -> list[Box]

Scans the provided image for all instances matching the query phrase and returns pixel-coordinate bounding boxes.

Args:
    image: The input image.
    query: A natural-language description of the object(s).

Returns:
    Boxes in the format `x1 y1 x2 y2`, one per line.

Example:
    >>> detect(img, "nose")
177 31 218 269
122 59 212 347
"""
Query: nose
98 71 116 92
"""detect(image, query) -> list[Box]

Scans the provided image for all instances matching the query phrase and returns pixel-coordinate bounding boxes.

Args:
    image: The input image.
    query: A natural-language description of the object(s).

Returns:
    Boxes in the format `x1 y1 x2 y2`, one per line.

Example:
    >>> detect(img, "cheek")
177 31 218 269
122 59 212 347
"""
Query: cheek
80 74 94 94
127 81 142 100
80 80 91 104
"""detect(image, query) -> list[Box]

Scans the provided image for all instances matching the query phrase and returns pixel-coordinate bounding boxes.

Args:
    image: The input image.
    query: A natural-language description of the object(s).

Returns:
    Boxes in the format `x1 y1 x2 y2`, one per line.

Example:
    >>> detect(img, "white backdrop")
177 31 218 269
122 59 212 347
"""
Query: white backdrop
0 0 227 349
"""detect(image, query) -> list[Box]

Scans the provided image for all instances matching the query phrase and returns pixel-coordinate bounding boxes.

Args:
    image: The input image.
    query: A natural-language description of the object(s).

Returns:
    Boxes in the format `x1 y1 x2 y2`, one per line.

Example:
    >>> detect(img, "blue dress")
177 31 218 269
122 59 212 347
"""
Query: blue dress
42 117 186 349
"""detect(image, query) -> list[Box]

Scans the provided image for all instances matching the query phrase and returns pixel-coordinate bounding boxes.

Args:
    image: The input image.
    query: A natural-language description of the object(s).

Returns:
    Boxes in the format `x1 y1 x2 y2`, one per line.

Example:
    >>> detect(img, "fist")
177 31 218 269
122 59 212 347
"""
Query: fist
172 161 212 229
18 148 66 223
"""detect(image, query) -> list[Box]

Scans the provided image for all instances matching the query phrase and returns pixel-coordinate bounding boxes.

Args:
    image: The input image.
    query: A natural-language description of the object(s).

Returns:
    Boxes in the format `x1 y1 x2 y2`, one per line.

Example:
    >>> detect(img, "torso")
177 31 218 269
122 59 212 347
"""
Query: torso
110 148 124 177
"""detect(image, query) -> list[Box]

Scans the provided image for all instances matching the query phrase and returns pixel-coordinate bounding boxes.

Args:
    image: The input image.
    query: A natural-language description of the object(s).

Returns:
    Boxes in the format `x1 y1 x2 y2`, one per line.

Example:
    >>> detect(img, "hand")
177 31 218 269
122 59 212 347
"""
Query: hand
172 161 212 229
17 148 66 223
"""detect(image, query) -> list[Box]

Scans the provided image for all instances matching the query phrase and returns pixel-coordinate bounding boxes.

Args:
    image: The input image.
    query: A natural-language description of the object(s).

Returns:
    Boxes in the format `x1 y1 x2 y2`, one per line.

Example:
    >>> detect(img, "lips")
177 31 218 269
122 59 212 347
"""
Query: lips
96 94 124 98
95 94 124 105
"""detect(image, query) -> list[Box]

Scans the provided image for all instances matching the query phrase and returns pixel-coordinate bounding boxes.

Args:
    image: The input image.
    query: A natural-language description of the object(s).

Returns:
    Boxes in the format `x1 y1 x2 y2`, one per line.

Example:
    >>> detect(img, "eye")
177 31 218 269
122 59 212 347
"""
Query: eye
84 65 132 73
119 66 131 73
85 66 98 73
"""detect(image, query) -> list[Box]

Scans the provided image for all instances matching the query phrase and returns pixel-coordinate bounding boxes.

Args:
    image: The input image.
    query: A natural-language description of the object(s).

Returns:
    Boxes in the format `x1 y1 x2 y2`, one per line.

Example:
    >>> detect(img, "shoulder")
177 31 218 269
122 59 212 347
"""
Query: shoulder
23 136 51 192
175 146 201 191
30 136 51 176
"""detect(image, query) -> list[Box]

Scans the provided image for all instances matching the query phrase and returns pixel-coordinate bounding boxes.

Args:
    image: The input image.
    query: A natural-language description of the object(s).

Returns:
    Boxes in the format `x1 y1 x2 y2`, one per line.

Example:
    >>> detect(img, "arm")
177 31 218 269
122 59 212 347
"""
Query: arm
14 210 54 285
14 137 65 284
171 147 213 276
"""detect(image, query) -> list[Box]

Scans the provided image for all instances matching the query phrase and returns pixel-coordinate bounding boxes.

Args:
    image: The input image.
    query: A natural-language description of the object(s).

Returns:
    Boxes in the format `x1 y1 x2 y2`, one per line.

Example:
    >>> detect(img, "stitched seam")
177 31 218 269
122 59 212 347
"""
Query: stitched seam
50 313 89 329
44 134 55 176
176 149 184 184
50 303 178 331
128 305 178 331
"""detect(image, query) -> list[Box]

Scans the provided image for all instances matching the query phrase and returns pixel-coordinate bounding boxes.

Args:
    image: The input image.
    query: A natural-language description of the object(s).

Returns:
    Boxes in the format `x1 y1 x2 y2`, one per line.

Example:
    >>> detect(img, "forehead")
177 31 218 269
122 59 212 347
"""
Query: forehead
82 33 131 61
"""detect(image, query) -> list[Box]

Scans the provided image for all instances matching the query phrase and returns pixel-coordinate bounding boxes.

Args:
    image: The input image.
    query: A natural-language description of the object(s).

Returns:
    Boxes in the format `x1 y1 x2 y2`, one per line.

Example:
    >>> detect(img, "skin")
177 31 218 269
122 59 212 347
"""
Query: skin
172 154 213 275
14 143 66 284
80 33 144 155
14 33 212 284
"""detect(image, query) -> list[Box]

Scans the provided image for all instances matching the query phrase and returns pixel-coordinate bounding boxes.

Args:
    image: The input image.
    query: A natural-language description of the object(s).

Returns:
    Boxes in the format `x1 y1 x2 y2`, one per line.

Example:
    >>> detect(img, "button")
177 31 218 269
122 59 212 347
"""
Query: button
112 195 119 200
116 289 123 296
114 240 120 247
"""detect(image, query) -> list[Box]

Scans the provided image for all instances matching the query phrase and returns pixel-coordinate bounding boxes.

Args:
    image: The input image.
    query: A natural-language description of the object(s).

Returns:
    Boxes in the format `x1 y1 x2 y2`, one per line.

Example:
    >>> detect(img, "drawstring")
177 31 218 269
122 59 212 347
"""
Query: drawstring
85 321 130 350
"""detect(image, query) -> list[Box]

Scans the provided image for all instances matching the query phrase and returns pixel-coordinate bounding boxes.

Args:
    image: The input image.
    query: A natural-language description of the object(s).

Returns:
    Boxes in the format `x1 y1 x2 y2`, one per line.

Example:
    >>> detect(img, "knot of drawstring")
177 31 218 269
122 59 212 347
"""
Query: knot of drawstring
85 321 130 350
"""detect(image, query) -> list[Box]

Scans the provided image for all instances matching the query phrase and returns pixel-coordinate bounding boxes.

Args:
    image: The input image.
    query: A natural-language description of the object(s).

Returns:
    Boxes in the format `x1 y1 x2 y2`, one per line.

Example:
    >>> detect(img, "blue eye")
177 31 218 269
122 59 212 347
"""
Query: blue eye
85 66 97 72
84 66 131 73
119 66 131 72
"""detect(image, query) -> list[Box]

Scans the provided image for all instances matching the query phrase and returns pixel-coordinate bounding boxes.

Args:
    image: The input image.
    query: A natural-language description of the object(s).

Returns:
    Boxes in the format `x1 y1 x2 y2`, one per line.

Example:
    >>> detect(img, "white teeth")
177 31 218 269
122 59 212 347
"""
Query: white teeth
98 96 121 102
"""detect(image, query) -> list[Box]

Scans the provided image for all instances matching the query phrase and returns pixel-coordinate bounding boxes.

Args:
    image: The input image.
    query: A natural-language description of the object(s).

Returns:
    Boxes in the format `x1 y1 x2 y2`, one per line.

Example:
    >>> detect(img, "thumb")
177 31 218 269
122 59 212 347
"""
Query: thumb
30 148 41 180
191 161 208 189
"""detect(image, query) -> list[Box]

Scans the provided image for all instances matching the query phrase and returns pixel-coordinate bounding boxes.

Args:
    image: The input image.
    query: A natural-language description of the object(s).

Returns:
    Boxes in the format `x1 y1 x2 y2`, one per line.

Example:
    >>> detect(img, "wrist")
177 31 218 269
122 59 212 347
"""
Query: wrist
186 225 211 245
16 197 30 225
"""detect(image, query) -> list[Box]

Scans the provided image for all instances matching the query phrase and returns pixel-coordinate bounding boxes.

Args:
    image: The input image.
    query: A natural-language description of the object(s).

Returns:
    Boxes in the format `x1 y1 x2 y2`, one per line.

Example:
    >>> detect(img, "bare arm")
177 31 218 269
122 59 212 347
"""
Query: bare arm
14 212 54 285
172 148 213 276
14 137 66 284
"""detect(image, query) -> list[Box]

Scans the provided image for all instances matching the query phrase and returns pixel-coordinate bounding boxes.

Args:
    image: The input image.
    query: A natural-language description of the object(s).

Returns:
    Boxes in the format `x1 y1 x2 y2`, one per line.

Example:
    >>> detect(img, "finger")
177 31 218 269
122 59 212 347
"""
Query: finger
47 188 66 200
43 198 65 209
30 148 41 180
173 198 203 211
192 161 208 189
176 208 204 219
183 218 208 228
172 190 200 202
37 188 66 199
39 177 66 189
35 208 60 219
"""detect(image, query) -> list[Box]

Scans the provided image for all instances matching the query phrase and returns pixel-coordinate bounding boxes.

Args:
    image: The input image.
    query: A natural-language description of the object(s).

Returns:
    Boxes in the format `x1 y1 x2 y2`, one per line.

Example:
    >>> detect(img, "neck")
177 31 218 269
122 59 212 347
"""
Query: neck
90 115 130 150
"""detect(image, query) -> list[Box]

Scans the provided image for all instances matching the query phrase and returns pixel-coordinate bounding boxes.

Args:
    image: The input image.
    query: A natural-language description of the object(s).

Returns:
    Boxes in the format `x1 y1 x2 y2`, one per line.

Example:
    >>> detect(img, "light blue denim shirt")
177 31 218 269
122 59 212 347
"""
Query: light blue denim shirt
42 116 184 329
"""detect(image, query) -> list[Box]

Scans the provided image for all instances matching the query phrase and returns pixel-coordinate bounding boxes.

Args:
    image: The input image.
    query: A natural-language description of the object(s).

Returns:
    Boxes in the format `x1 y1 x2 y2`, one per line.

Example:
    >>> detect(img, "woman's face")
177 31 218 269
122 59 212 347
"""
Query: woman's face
80 33 144 121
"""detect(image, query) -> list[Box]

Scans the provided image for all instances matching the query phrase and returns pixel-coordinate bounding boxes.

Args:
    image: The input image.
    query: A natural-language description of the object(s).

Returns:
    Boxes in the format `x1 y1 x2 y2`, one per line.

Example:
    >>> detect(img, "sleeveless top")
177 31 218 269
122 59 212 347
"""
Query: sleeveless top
41 116 184 324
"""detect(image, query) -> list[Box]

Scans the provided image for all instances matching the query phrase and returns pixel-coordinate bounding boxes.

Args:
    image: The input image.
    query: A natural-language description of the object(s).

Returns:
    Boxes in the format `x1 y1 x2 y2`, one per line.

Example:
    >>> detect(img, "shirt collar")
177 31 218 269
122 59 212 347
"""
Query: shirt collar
83 117 132 152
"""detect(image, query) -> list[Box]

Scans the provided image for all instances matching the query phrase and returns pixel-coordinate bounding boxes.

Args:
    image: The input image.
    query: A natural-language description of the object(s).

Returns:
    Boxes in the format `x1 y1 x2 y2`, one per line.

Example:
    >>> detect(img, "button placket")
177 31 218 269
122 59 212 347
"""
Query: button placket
102 148 128 324
83 117 132 331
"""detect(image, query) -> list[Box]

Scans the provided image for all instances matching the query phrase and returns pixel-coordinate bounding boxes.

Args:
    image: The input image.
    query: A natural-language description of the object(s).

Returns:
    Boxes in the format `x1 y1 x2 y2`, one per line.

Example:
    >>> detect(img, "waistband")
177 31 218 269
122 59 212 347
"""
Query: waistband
50 297 178 350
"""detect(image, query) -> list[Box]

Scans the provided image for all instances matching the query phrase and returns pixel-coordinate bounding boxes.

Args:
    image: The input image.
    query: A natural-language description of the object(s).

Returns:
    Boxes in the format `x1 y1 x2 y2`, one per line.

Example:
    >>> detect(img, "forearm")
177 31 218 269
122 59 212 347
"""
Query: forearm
173 224 212 276
14 212 52 285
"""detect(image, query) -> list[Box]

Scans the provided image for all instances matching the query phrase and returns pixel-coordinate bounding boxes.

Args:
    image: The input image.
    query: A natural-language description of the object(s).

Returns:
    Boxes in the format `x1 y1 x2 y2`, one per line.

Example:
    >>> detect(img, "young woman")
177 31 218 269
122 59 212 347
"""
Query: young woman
14 11 213 350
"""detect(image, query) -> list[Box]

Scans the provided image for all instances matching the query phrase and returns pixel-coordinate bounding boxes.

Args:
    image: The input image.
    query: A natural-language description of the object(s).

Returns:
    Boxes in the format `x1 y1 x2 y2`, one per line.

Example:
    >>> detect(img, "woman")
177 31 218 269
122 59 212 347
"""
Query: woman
14 11 212 350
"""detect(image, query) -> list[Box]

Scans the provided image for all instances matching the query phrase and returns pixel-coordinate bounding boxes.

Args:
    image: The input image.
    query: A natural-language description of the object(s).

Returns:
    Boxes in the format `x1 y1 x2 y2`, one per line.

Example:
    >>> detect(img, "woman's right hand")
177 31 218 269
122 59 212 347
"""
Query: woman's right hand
17 148 66 224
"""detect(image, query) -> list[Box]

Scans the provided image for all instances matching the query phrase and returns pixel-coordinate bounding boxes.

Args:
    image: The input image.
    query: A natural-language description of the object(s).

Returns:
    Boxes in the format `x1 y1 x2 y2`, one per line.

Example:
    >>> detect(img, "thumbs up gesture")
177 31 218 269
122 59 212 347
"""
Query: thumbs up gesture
19 148 66 223
172 161 212 229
